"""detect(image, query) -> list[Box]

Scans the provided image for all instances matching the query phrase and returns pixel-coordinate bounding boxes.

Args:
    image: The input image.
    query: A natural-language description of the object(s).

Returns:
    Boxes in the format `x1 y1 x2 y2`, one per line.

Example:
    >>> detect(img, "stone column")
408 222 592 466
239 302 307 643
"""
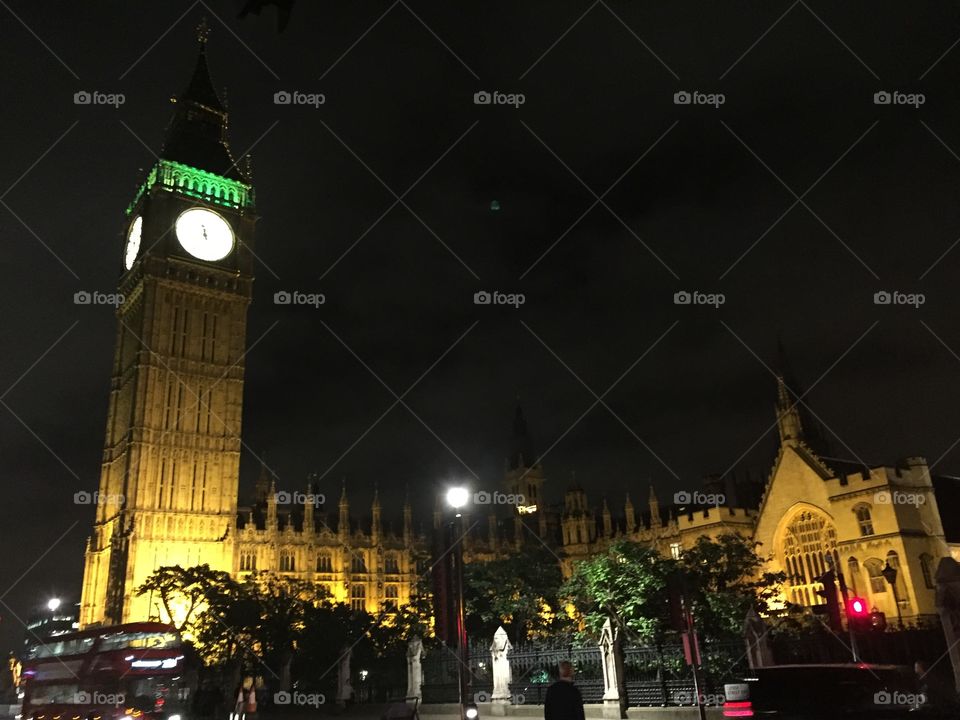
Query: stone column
599 618 622 719
935 557 960 693
490 626 513 715
406 636 424 702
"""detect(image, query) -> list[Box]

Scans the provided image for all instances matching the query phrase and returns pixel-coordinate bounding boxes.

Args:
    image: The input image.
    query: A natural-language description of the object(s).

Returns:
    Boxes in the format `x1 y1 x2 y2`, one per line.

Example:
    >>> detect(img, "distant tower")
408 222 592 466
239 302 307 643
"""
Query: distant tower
79 25 256 627
504 401 545 517
648 486 661 529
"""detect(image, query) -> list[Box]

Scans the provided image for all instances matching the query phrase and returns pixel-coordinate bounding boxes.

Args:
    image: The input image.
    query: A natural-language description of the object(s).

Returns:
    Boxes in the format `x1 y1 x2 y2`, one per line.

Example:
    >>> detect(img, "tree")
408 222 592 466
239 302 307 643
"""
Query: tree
677 534 784 642
562 540 676 643
136 564 237 633
464 543 572 642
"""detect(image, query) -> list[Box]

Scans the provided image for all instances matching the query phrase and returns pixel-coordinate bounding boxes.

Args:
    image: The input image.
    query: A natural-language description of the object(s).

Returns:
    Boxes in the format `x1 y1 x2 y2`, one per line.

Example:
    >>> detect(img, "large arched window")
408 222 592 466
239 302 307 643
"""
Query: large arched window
316 553 332 573
853 504 874 537
778 510 839 607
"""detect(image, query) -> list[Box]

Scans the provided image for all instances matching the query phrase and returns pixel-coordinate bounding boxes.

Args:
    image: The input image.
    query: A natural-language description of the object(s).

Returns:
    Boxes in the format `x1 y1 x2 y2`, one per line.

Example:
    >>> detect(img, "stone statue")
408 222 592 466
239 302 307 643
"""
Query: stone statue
406 635 424 701
490 626 513 703
336 644 353 707
599 618 621 718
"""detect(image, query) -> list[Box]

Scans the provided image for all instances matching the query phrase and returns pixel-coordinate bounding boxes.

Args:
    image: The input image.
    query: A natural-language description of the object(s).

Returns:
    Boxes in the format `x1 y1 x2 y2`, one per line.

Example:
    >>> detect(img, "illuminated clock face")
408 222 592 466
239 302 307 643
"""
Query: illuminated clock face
175 208 234 261
124 215 143 270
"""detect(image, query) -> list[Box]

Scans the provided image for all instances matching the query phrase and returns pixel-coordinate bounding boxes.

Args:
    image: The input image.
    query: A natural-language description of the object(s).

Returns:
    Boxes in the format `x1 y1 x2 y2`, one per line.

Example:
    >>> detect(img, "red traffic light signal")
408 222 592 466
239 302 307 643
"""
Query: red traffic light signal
848 597 868 616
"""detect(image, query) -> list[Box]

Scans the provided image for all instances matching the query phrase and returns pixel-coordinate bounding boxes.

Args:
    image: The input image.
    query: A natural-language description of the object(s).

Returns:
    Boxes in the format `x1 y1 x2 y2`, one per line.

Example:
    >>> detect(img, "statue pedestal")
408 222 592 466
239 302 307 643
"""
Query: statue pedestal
602 699 621 718
488 700 509 716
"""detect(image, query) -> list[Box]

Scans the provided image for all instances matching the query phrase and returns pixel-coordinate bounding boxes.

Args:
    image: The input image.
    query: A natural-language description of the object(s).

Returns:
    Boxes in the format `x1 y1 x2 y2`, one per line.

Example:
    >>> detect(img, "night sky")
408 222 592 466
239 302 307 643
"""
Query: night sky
3 1 960 652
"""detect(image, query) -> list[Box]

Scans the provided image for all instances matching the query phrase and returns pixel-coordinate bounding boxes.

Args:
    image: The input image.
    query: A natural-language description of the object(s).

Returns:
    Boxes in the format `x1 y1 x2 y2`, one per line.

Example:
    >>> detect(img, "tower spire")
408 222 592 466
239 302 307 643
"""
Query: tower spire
774 338 805 447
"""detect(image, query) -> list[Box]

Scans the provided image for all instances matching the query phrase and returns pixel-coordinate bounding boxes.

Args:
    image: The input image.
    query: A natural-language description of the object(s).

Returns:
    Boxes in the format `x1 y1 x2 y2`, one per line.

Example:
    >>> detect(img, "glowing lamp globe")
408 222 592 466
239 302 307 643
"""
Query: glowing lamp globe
47 598 61 612
446 486 470 509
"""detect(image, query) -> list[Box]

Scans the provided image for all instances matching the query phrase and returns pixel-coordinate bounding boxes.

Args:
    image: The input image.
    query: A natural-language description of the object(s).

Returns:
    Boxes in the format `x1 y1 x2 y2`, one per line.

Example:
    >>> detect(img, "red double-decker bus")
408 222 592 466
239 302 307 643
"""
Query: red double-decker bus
21 622 195 720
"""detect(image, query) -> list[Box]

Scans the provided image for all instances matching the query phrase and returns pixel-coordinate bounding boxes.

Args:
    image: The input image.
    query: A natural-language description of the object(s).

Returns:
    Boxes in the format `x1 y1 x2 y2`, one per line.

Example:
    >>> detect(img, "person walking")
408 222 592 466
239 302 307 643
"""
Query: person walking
544 661 585 720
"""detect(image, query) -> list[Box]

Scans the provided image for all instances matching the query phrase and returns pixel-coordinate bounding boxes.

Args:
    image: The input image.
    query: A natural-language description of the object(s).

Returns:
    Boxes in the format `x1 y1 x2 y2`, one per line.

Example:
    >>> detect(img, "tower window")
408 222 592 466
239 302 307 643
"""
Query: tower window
351 553 367 573
240 553 256 571
669 543 682 559
280 552 295 572
384 554 399 574
350 584 366 611
854 505 874 537
316 554 332 573
385 584 399 608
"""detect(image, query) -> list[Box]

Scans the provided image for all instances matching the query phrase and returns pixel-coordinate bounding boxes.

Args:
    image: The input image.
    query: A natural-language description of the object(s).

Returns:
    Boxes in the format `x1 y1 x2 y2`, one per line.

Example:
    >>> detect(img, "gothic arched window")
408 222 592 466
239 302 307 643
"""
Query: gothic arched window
854 504 874 537
778 510 838 607
351 553 367 573
316 553 332 573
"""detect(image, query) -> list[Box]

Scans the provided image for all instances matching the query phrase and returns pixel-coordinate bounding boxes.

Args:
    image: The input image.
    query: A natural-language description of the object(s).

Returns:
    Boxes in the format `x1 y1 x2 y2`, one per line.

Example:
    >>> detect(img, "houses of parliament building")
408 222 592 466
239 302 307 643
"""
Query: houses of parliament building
78 29 960 629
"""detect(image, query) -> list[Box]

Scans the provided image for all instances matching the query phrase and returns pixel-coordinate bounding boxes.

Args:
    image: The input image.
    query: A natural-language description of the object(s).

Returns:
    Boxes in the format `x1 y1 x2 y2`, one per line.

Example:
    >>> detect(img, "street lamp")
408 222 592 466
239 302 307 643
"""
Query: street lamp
881 562 903 628
47 598 61 613
444 486 472 720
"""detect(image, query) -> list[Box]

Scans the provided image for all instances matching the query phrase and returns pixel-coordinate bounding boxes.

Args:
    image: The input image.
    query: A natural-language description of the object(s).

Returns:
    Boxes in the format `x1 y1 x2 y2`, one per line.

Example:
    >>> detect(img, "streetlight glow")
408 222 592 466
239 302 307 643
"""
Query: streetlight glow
47 598 61 612
446 486 470 509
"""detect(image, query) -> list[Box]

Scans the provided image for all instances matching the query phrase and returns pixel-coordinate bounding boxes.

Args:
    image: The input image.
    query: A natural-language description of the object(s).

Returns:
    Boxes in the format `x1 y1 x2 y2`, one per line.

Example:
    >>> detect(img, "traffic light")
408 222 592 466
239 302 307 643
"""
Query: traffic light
846 596 870 629
814 571 841 631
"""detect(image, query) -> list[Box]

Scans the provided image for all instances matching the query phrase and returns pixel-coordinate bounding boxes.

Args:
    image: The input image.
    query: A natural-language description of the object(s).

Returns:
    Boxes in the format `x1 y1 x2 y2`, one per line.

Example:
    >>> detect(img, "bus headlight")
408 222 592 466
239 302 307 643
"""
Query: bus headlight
168 714 181 720
464 704 479 720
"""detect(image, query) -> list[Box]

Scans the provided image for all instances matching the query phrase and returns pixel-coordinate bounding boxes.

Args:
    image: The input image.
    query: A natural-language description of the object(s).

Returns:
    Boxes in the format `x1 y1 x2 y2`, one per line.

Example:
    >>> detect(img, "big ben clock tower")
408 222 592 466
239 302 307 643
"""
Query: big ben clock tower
80 25 256 627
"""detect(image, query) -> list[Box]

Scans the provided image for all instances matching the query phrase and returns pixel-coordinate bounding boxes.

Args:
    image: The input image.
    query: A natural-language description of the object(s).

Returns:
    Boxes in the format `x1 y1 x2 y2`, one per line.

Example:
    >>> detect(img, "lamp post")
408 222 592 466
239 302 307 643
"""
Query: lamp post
882 562 903 628
444 487 476 720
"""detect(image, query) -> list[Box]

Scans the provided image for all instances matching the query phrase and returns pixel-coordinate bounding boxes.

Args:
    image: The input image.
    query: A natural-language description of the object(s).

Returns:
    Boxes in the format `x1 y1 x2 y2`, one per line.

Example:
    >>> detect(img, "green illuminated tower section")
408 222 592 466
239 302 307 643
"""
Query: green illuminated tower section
79 27 257 627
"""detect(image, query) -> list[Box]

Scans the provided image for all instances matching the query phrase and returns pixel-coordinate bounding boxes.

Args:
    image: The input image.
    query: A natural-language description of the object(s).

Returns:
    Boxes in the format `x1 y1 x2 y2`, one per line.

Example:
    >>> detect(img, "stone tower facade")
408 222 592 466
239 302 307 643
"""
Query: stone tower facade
79 28 256 627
